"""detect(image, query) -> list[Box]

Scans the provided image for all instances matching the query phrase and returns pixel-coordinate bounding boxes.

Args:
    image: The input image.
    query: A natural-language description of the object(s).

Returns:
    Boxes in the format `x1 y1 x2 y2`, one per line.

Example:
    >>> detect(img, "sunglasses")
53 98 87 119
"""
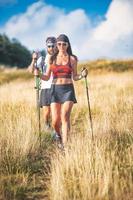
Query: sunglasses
57 42 67 47
47 45 55 48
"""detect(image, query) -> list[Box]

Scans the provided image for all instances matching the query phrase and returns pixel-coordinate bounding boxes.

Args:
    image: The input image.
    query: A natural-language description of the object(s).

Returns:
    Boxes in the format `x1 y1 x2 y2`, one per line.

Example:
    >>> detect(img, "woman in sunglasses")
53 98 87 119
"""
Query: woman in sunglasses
40 34 88 147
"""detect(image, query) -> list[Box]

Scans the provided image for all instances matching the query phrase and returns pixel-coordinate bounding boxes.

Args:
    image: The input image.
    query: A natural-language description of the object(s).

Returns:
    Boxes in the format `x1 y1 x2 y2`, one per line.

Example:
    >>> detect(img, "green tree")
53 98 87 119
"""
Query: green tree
0 34 32 68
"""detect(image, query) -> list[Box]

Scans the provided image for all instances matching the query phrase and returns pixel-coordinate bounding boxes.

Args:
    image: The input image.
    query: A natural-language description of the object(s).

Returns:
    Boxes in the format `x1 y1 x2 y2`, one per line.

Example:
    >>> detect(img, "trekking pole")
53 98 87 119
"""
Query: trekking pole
82 67 94 140
34 60 41 148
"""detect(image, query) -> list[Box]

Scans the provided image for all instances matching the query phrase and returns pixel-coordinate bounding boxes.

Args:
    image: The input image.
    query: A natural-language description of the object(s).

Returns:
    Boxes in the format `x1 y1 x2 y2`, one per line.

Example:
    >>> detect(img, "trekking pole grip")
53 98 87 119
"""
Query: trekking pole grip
81 67 88 78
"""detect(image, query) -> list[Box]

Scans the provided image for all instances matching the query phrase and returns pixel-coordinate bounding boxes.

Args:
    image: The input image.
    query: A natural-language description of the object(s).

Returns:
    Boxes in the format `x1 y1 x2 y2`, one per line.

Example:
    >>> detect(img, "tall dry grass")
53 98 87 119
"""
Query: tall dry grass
0 80 53 199
48 72 133 200
0 70 133 199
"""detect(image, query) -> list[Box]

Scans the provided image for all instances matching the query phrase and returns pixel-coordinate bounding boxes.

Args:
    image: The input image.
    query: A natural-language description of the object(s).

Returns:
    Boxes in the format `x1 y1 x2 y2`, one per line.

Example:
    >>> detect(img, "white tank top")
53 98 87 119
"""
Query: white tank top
37 54 53 89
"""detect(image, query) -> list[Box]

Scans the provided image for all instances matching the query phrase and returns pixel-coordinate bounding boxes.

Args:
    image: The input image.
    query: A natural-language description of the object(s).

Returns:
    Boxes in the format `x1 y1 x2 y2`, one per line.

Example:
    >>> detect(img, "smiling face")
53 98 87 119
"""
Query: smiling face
57 41 68 53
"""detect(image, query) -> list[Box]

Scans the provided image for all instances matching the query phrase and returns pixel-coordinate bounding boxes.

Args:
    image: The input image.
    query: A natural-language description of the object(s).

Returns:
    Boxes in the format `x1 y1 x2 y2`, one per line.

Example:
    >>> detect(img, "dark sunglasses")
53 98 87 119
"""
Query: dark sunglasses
47 45 55 48
57 42 67 47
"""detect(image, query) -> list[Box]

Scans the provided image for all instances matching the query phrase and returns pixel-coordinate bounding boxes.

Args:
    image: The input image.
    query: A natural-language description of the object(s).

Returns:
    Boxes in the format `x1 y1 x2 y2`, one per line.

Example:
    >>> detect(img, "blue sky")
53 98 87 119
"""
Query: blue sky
0 0 111 25
0 0 133 60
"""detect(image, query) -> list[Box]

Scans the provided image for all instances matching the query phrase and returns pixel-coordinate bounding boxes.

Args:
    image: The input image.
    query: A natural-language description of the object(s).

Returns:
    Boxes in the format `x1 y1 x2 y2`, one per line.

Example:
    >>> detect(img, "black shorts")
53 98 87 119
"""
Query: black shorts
51 84 77 104
40 89 51 107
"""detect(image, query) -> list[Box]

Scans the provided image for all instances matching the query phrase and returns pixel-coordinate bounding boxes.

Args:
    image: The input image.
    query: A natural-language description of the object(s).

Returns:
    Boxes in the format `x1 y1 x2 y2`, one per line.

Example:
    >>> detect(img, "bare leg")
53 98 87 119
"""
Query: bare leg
51 103 61 135
42 106 50 126
61 101 73 145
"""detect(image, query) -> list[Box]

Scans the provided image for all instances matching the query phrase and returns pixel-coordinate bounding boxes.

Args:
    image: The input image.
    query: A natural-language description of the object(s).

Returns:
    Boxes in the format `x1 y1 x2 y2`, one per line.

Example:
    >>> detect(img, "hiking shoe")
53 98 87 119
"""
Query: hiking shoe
44 123 51 131
51 131 61 142
53 133 62 142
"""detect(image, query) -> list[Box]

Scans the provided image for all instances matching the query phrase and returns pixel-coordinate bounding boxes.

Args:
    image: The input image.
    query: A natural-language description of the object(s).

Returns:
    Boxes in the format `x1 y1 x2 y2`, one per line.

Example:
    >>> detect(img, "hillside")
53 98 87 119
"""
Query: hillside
0 59 133 85
78 59 133 72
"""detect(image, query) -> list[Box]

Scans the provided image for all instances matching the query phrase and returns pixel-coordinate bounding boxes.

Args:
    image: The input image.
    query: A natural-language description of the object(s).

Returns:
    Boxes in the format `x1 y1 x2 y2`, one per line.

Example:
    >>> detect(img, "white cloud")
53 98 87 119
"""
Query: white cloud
93 0 133 41
0 0 133 60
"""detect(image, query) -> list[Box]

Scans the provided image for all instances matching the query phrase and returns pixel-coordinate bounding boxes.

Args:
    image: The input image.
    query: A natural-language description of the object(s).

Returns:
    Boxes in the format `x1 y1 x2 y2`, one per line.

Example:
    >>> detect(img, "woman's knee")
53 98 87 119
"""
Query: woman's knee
52 117 60 128
61 112 70 122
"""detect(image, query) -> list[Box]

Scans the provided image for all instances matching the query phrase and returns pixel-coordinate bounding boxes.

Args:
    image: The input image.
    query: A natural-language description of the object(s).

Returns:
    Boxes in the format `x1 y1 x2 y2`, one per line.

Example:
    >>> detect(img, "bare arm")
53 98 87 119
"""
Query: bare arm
41 58 51 81
27 52 37 73
71 56 83 81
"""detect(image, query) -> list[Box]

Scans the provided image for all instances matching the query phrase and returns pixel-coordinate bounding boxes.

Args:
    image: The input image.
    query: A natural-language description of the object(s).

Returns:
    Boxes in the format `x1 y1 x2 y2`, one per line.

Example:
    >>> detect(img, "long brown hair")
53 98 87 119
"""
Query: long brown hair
50 34 77 64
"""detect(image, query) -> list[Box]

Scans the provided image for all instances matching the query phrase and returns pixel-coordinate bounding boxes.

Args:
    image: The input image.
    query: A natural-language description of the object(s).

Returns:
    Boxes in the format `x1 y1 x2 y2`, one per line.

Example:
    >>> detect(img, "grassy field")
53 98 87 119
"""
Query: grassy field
0 60 133 200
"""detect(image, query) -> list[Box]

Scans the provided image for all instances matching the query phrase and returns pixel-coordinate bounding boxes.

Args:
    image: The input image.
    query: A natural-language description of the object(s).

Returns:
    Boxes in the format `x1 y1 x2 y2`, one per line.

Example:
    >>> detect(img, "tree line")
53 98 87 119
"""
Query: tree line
0 34 45 68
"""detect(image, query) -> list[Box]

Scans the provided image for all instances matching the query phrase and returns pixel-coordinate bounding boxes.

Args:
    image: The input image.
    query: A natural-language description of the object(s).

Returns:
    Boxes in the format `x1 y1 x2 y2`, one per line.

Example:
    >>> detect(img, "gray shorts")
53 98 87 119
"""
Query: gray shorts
40 89 51 107
51 84 77 104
